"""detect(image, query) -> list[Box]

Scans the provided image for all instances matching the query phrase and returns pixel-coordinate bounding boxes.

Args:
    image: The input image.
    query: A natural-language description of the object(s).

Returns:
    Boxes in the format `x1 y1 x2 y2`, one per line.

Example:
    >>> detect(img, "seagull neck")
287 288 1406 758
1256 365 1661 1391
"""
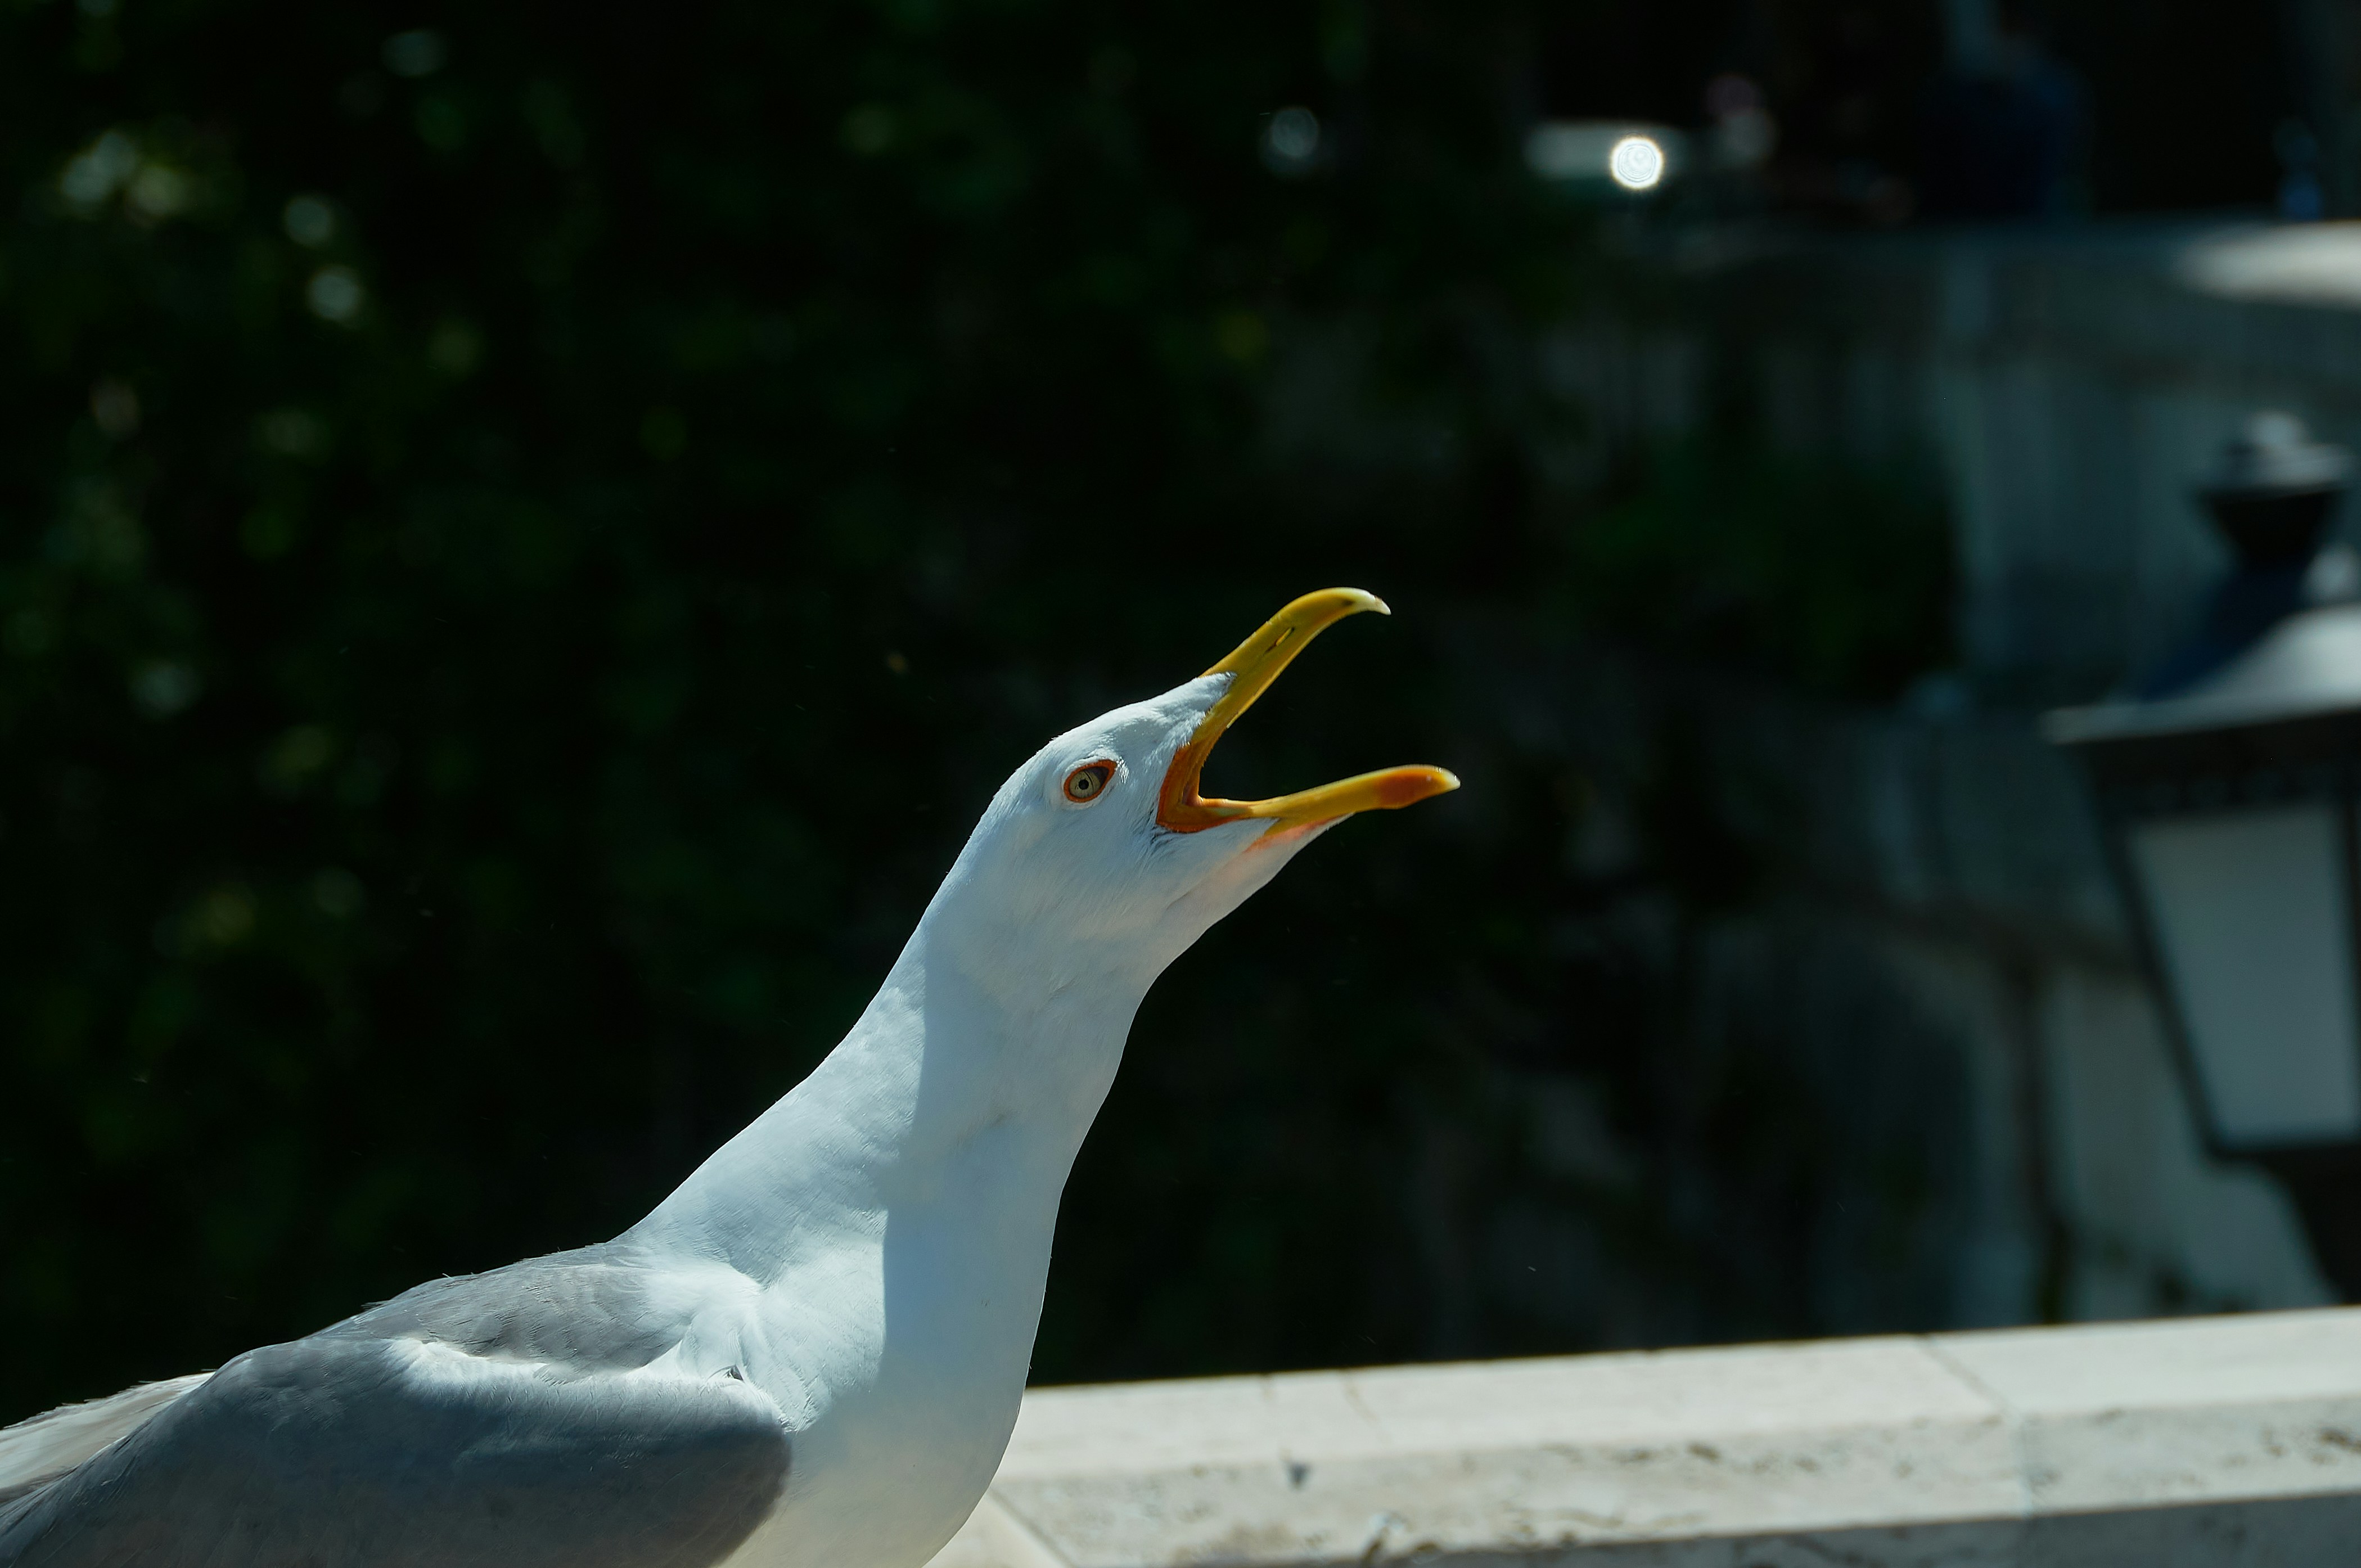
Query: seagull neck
635 911 1150 1281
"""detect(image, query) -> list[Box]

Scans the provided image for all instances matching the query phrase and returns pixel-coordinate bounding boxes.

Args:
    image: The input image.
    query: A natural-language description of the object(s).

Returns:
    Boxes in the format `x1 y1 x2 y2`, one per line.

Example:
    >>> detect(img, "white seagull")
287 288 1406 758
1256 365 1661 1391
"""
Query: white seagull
0 588 1457 1568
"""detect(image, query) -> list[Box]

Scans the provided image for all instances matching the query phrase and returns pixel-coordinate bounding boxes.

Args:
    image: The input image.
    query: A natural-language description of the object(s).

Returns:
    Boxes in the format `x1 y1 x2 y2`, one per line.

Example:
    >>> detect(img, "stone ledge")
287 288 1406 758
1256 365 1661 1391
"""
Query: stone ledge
929 1309 2361 1567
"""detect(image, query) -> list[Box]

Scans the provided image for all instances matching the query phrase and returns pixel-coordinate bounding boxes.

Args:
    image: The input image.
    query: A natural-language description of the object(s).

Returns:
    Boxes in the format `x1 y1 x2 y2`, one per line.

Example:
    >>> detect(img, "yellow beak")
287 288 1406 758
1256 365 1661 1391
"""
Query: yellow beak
1155 588 1462 835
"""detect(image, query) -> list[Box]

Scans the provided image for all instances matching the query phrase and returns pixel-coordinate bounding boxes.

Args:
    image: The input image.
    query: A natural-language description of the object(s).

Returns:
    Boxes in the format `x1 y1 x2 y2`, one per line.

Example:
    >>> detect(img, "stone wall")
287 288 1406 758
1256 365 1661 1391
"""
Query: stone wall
1520 223 2361 1326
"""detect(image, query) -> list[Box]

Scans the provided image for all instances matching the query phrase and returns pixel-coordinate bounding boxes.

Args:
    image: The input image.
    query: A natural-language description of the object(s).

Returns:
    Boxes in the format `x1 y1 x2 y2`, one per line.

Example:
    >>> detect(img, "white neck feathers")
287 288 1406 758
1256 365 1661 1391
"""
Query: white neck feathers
628 885 1148 1282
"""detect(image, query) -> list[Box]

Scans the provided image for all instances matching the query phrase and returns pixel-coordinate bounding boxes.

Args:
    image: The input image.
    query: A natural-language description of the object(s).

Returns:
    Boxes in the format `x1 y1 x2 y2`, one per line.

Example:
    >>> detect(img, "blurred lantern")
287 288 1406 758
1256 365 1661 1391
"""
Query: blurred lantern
2048 412 2361 1295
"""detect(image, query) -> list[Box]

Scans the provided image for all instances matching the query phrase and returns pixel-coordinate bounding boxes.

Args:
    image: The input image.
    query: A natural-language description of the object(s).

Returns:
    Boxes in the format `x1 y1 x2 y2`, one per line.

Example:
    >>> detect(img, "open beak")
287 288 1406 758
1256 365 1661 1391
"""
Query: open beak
1156 588 1461 835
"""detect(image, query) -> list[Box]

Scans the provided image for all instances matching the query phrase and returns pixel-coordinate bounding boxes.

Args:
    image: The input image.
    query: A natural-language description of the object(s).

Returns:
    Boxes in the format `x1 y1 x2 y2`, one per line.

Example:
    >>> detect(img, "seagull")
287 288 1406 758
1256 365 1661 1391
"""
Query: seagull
0 588 1457 1568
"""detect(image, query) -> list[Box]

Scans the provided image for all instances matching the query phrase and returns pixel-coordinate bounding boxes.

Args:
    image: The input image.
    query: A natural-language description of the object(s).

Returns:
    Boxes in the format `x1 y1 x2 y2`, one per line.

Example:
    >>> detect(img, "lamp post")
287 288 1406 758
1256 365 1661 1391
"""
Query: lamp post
2048 411 2361 1299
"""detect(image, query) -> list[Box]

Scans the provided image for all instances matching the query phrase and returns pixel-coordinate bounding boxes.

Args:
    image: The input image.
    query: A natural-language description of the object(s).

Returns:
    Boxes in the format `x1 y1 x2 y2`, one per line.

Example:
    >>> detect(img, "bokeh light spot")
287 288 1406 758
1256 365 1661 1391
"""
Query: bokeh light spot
130 660 199 717
1263 107 1321 175
1609 135 1665 191
382 30 447 78
307 267 365 324
58 130 137 213
283 194 335 247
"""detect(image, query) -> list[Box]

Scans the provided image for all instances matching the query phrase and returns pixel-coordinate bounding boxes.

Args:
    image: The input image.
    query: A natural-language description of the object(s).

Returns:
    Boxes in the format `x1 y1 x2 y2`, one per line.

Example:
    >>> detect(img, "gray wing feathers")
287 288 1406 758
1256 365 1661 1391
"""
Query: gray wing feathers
331 1242 684 1372
0 1377 211 1508
0 1247 791 1568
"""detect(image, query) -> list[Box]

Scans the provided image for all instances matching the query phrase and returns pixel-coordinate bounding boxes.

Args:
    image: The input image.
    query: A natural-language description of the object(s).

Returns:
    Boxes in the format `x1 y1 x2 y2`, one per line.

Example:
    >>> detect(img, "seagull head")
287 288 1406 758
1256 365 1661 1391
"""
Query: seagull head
929 588 1459 992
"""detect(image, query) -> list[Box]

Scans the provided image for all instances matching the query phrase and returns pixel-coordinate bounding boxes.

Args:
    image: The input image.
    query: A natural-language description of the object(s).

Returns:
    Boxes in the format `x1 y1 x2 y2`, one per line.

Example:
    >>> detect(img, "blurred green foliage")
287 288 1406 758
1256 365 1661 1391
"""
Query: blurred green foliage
0 0 1952 1418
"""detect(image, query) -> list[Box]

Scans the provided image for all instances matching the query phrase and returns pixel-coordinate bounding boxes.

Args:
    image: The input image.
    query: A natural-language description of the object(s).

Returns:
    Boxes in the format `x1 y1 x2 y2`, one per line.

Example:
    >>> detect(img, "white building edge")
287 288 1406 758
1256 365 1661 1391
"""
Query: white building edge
932 1307 2361 1566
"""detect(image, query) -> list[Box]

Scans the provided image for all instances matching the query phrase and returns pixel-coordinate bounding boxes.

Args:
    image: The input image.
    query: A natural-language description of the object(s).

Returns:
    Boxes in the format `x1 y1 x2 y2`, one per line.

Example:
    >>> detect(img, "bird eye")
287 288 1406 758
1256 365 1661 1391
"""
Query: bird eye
1064 762 1116 804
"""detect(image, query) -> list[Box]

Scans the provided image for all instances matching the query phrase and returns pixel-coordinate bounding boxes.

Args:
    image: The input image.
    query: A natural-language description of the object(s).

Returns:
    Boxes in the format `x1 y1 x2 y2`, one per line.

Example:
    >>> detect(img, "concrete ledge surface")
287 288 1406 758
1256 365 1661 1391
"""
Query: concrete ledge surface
927 1308 2361 1567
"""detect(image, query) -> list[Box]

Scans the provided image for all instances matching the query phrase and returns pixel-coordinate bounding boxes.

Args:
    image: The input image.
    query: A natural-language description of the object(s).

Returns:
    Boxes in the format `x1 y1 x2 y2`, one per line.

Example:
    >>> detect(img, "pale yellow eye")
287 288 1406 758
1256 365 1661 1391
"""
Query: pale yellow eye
1064 762 1115 803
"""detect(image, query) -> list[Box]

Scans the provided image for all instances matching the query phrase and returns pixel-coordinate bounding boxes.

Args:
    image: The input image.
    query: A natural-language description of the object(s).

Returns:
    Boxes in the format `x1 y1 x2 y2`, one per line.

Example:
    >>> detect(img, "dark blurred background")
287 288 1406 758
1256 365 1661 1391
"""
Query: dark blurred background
2 0 2350 1421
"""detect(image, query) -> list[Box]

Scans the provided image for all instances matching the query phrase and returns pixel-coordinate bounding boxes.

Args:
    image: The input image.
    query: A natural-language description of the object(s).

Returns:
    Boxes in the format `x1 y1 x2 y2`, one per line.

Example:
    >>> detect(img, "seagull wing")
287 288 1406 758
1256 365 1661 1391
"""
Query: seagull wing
0 1247 791 1568
0 1376 213 1509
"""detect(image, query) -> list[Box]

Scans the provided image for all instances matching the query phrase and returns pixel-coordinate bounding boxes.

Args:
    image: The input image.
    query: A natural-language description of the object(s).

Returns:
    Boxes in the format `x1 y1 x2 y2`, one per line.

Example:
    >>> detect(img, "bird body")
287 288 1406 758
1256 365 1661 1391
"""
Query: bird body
0 592 1456 1567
